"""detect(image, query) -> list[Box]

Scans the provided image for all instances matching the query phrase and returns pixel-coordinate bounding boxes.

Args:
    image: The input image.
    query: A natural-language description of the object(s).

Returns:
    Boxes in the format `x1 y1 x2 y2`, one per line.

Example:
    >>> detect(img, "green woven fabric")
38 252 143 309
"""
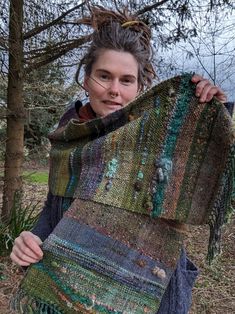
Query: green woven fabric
12 74 235 313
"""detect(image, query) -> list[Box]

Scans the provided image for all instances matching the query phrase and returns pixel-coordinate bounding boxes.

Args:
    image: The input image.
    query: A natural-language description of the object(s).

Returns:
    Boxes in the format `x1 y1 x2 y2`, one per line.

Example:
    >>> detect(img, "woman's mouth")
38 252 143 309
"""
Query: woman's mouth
103 100 122 107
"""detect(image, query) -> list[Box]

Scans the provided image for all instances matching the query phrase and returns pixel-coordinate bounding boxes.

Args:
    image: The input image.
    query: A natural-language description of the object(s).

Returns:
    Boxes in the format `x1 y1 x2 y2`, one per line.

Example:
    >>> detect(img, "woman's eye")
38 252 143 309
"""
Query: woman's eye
121 78 132 85
99 74 110 81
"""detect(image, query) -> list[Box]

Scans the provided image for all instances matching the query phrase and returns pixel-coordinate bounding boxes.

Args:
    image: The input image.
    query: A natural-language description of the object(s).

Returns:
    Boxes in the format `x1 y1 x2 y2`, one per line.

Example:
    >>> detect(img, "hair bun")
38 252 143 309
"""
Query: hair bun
85 5 151 40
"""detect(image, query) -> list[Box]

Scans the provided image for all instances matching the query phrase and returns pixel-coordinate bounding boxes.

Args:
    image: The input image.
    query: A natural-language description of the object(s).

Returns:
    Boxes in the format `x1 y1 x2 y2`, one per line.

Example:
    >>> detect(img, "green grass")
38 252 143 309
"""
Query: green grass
0 170 48 184
23 171 48 184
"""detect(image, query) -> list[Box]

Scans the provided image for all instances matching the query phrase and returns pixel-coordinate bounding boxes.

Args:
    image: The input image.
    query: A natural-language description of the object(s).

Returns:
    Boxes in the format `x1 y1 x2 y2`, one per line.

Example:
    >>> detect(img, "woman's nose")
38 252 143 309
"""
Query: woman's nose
108 79 120 96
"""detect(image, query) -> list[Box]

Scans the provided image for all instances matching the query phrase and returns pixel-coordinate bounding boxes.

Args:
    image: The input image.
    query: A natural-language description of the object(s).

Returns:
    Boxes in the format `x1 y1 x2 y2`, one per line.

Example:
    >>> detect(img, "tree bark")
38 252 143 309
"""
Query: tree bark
2 0 24 221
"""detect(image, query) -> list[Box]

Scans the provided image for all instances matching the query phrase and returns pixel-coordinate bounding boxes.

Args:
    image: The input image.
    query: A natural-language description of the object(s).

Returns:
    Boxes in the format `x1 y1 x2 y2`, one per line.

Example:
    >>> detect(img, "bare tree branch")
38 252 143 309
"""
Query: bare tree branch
25 34 92 73
0 36 8 50
23 2 86 40
135 0 170 16
24 39 81 58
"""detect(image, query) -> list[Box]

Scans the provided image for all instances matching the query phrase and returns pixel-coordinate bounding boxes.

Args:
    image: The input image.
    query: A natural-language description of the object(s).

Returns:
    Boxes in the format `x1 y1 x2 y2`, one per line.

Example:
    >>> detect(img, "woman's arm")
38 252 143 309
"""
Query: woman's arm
10 192 54 266
31 192 54 241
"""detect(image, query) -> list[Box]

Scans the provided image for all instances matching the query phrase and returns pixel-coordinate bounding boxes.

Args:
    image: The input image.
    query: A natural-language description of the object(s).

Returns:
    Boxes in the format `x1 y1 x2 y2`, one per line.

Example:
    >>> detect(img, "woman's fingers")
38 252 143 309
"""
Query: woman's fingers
13 237 41 259
10 246 40 266
20 231 43 257
10 252 33 266
191 74 227 103
10 231 43 266
196 80 216 102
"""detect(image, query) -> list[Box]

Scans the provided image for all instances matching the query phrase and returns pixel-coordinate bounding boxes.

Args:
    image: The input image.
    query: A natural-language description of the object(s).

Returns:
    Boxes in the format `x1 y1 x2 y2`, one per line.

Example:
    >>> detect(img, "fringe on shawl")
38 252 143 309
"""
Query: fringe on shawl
11 287 121 314
207 143 235 264
10 288 63 314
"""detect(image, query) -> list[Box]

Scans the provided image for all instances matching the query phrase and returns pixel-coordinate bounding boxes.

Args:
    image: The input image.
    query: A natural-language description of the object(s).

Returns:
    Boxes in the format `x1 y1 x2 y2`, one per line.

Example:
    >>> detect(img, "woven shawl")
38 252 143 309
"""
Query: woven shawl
12 74 235 314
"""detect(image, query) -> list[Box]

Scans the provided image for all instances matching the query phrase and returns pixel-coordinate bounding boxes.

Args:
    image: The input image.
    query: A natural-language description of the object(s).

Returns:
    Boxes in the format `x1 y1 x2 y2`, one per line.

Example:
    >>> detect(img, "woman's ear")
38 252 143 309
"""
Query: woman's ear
84 76 89 92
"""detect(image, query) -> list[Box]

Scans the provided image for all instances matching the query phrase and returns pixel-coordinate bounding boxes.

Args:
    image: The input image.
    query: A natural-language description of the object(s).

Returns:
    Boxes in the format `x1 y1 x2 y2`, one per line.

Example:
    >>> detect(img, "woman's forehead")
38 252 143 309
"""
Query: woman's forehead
92 49 138 76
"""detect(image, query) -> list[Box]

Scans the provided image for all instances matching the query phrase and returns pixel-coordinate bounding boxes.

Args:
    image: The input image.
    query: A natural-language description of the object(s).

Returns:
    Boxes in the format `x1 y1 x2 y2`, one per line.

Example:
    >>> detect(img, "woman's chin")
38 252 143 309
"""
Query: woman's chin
104 106 122 117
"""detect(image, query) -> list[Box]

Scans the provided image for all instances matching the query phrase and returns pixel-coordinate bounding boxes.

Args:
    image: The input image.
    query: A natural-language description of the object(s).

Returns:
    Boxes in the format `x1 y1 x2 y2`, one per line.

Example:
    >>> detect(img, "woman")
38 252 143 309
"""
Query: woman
10 6 228 314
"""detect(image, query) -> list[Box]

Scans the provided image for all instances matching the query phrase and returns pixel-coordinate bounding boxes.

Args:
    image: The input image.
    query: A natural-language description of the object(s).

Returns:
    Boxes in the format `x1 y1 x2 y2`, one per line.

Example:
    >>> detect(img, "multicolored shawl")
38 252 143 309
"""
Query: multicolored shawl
12 74 235 314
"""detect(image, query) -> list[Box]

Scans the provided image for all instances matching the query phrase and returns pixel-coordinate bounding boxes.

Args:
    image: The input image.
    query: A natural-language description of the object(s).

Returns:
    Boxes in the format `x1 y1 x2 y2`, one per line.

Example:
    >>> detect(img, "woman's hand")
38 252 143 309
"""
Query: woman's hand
191 74 227 103
10 231 43 266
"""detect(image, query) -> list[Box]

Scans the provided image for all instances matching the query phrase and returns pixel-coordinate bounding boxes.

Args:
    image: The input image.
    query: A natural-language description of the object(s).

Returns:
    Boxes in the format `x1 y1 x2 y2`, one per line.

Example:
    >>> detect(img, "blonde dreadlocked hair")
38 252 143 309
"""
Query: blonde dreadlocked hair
75 5 156 91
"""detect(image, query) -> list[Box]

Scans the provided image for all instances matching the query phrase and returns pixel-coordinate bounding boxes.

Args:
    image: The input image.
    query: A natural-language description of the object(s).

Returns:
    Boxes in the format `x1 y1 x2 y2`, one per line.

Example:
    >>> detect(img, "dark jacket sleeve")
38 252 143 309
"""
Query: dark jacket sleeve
31 191 73 241
31 192 54 241
224 102 234 117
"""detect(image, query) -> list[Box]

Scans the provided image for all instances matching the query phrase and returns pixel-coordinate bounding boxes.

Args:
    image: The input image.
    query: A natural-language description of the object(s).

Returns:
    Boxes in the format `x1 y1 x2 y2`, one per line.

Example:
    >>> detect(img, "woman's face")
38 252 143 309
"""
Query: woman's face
84 49 139 117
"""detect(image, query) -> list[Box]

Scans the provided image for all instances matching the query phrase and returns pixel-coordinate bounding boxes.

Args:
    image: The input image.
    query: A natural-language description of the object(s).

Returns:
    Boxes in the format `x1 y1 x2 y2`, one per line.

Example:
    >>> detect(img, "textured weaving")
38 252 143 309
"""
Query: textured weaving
12 74 235 313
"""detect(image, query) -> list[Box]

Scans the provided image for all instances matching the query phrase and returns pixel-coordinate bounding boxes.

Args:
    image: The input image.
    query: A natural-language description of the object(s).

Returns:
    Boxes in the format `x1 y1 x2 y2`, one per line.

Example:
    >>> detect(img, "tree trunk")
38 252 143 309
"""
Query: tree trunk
2 0 24 221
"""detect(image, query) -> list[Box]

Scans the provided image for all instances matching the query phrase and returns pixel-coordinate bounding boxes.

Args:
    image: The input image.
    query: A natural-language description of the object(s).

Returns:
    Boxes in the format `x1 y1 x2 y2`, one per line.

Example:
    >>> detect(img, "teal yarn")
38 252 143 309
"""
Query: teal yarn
152 73 195 217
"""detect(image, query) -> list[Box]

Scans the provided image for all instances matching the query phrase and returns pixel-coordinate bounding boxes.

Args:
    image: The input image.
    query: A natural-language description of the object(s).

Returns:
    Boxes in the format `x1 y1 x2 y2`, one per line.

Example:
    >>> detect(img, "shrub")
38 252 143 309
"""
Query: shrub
0 191 40 256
